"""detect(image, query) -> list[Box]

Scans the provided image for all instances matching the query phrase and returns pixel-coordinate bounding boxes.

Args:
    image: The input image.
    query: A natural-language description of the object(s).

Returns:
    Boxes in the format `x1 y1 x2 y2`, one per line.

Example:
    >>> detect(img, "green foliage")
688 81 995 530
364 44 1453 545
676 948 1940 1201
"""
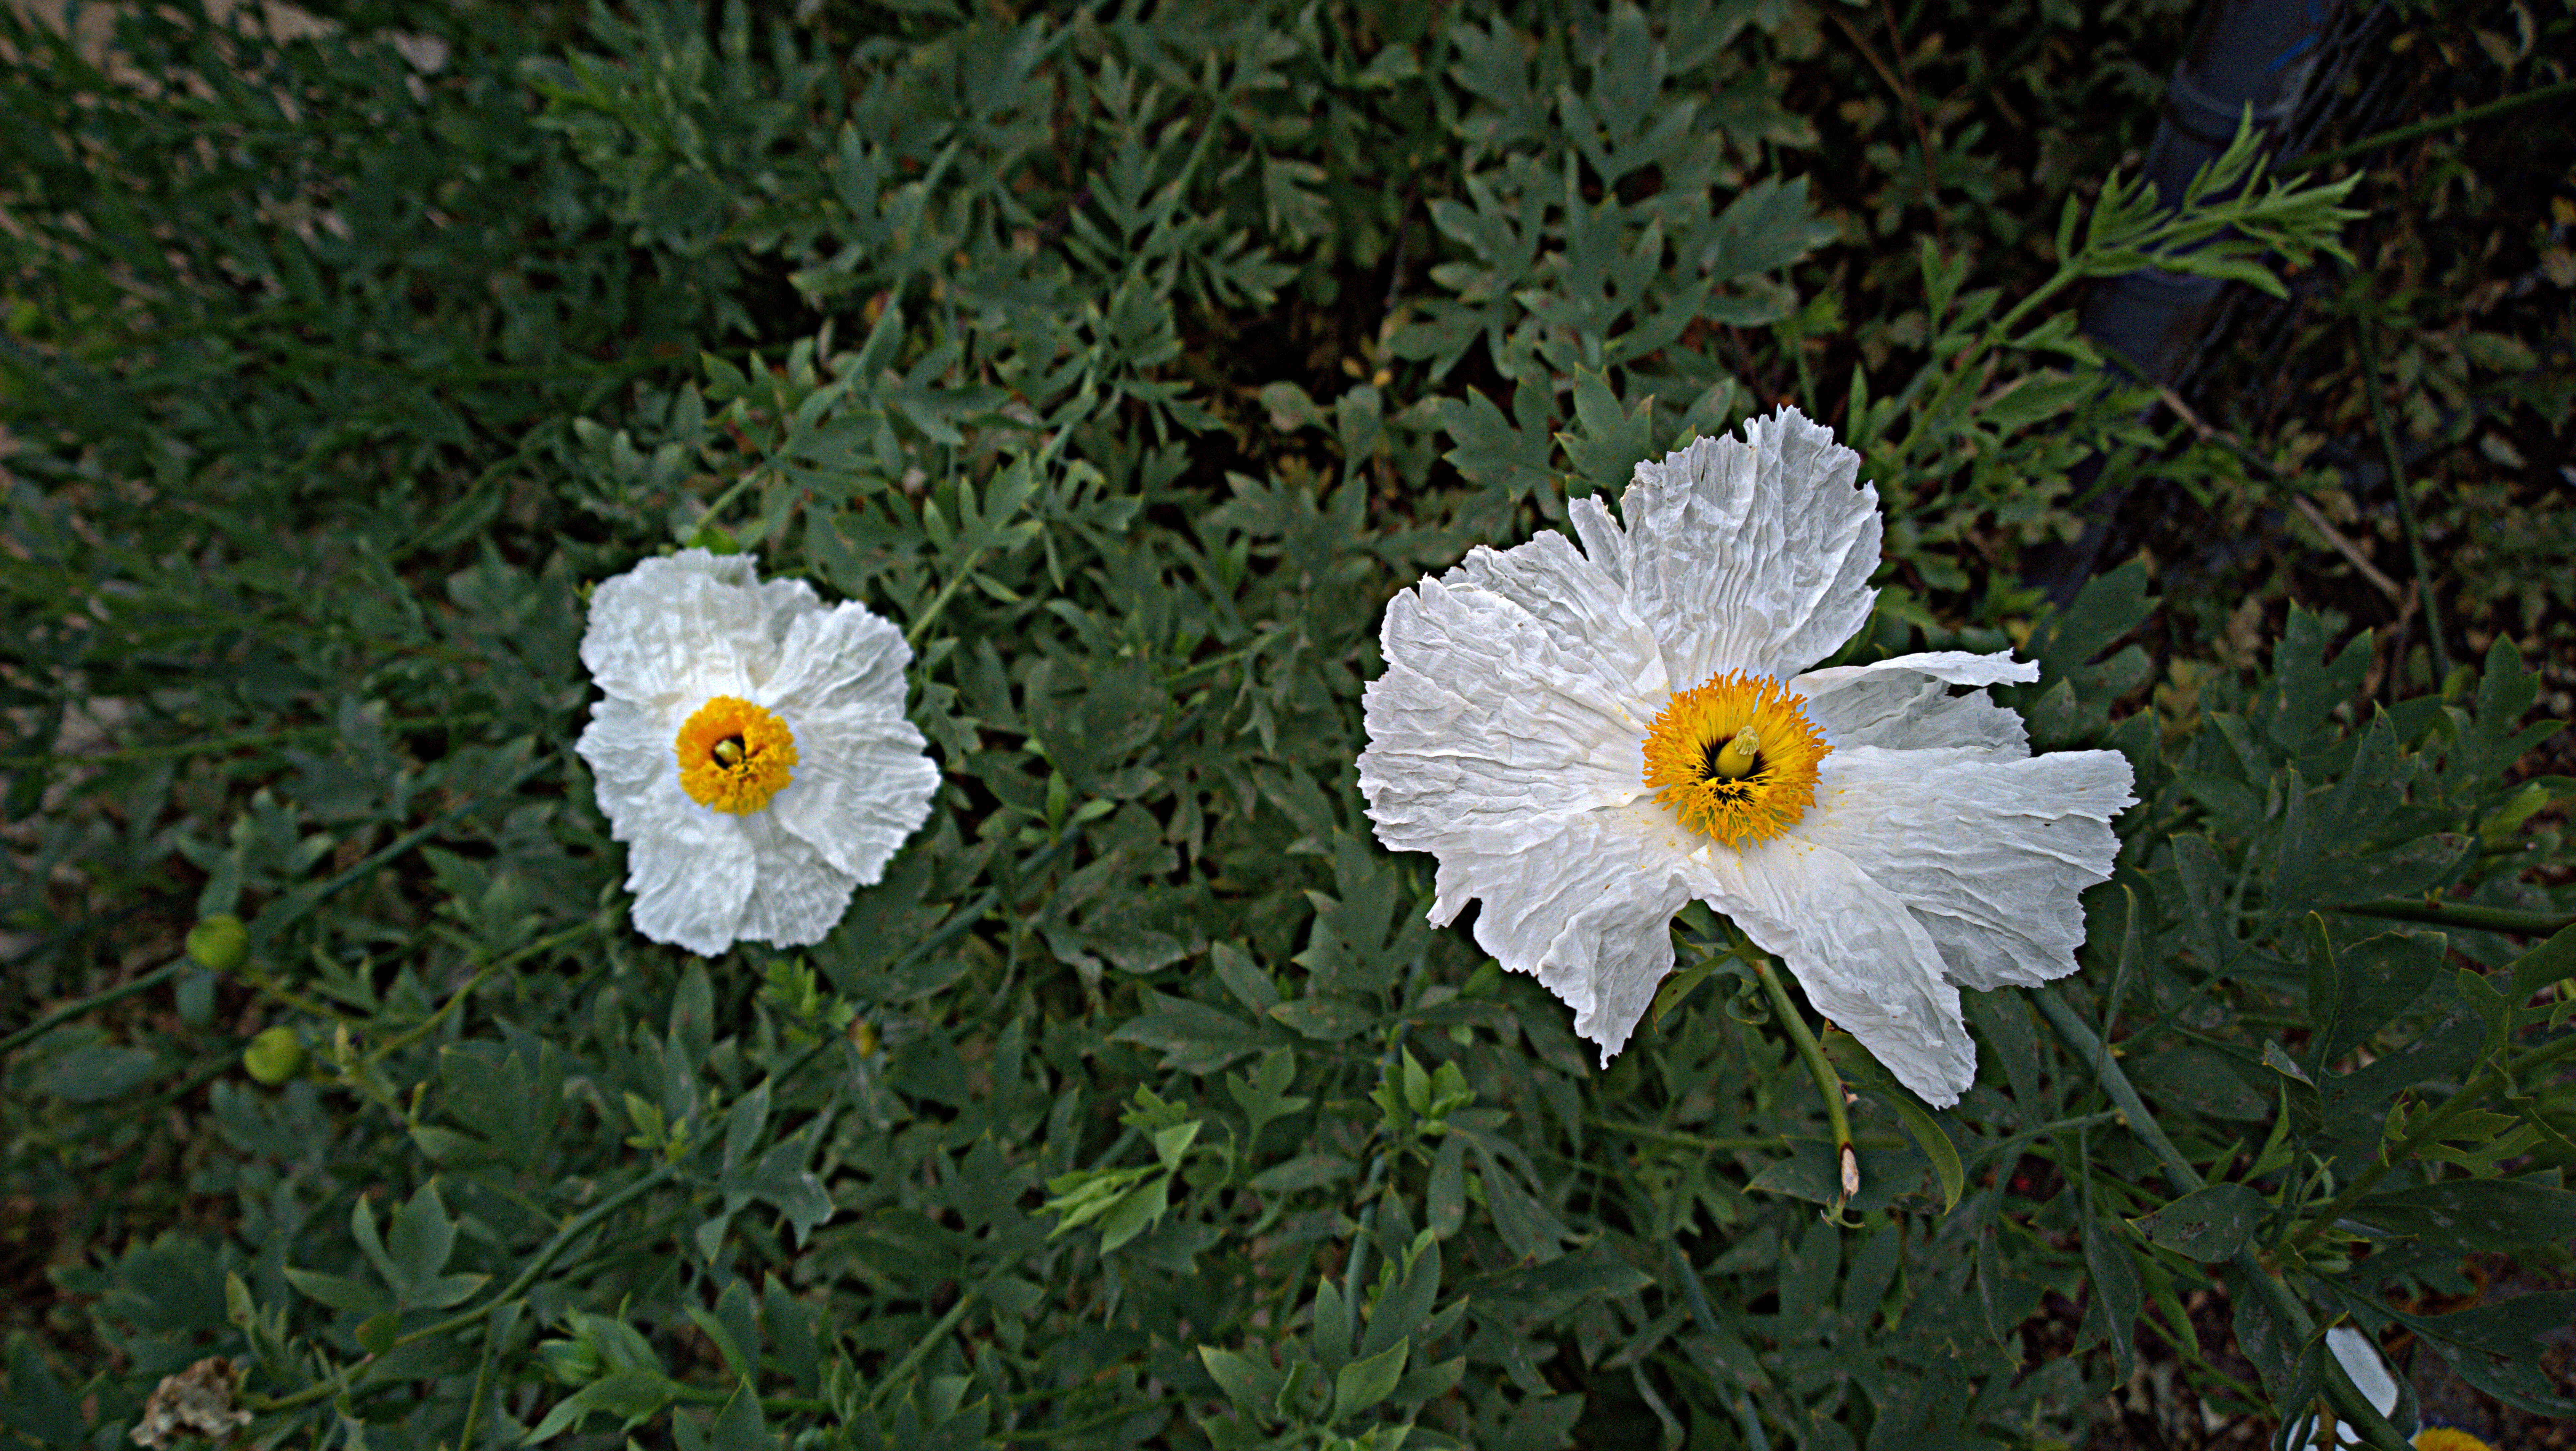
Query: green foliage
1 3 2567 1451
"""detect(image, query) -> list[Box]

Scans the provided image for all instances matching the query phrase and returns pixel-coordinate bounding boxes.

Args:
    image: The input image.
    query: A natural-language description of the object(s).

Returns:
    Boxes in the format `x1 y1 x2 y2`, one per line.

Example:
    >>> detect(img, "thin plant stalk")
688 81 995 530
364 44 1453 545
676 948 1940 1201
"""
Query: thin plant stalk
1752 952 1859 1220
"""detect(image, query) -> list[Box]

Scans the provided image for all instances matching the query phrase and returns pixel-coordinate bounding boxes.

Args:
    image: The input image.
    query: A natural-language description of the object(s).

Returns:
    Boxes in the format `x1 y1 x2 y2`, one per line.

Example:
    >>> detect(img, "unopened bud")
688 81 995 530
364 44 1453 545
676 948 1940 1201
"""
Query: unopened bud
243 1027 308 1086
186 914 249 972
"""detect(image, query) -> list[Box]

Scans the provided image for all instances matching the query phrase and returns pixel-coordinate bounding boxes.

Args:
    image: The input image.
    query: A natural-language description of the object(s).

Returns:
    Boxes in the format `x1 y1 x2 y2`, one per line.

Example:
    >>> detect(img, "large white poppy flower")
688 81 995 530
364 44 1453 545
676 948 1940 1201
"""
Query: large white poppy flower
574 549 939 956
1357 407 2136 1107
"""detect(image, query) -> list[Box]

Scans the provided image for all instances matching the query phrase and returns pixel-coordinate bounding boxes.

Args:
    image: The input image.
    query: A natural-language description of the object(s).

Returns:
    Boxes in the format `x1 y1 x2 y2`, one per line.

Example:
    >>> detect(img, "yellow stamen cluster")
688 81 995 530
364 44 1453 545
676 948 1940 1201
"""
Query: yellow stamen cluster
1640 671 1829 847
675 695 798 814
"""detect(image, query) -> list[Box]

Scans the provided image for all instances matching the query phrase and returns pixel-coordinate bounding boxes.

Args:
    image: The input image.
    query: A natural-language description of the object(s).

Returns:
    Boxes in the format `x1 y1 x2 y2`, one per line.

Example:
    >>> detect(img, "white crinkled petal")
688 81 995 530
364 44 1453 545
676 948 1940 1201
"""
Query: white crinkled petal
574 696 677 818
581 549 816 707
665 549 826 676
1793 650 2039 755
748 581 824 674
763 600 913 715
1438 528 1667 701
1567 495 1629 590
669 549 761 591
1798 745 2136 992
1431 806 1695 1064
732 814 862 949
757 599 940 882
1700 838 1976 1107
1617 407 1881 686
771 706 941 883
622 781 761 957
1359 577 1654 854
577 701 760 955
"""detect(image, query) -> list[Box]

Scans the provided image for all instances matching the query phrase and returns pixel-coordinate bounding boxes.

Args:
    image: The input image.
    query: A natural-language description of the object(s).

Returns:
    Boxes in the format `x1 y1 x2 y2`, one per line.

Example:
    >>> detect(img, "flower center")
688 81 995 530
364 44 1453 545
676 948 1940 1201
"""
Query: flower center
1640 671 1830 847
674 695 798 815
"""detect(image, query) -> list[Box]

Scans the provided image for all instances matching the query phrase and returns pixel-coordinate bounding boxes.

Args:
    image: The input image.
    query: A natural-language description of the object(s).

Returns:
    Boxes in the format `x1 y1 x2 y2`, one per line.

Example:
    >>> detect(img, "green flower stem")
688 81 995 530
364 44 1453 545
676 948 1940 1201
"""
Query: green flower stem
1585 1118 1780 1155
1341 1019 1413 1349
454 1301 512 1451
126 1053 239 1123
0 958 186 1056
1665 1239 1727 1347
814 707 1195 1017
246 754 557 953
2354 305 2451 681
1344 1150 1394 1348
0 891 188 978
0 558 486 668
2033 989 2199 1188
0 711 495 769
2288 1027 2576 1258
1962 1108 2127 1173
866 1281 987 1411
362 921 598 1070
2034 988 2412 1451
905 544 989 648
1752 955 1857 1216
2291 78 2576 175
1161 630 1282 687
245 1164 681 1415
2328 898 2575 938
251 333 673 385
995 1396 1185 1444
689 466 768 538
1781 302 1817 412
764 923 994 1092
876 830 1081 992
234 961 339 1025
663 1382 831 1414
414 1165 676 1327
227 758 574 1051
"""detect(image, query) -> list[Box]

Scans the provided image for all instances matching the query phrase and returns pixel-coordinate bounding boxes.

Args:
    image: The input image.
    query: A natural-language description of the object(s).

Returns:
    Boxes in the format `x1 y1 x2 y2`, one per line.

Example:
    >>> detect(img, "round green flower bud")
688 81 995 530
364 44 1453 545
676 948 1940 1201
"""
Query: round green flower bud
243 1026 307 1086
186 914 250 972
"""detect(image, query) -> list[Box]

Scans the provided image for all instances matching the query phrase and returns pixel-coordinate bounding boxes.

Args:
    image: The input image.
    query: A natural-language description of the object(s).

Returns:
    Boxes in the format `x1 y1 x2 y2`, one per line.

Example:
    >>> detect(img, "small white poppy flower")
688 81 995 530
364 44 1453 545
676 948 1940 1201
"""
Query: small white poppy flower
575 549 939 956
1357 406 2137 1107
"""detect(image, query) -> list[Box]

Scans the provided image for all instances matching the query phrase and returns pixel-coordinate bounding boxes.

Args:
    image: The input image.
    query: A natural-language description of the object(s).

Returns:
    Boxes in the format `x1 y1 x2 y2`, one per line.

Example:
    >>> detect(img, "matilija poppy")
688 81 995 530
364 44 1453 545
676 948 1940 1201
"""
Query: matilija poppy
1357 406 2135 1107
575 549 939 956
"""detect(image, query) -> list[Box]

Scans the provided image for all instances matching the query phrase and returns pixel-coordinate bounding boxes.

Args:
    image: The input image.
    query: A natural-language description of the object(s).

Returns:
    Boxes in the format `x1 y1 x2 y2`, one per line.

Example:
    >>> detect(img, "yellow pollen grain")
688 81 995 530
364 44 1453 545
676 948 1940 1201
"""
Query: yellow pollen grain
674 695 798 815
1640 671 1829 848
